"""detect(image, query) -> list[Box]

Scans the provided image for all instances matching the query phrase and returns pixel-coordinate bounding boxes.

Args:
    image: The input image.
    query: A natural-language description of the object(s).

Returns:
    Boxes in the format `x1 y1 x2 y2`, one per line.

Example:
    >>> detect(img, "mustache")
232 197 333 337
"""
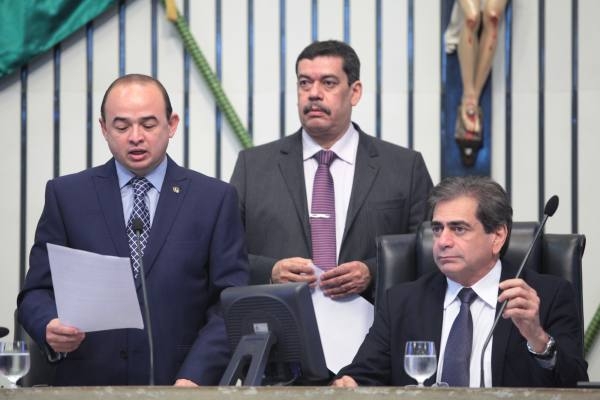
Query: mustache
303 103 331 116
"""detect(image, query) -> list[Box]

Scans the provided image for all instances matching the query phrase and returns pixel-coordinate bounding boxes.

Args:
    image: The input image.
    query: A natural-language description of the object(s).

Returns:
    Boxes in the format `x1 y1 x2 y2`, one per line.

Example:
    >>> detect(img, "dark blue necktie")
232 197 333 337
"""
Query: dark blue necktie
441 287 478 387
127 177 152 279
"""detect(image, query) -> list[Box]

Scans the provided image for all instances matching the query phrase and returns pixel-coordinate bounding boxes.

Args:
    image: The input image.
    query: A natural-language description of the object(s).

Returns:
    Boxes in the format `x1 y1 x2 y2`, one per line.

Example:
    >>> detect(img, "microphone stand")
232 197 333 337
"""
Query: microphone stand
133 218 154 386
478 196 558 387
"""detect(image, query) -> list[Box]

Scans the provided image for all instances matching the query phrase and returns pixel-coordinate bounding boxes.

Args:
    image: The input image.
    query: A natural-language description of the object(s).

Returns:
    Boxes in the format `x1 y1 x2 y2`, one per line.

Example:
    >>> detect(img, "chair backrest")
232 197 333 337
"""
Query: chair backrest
375 222 586 325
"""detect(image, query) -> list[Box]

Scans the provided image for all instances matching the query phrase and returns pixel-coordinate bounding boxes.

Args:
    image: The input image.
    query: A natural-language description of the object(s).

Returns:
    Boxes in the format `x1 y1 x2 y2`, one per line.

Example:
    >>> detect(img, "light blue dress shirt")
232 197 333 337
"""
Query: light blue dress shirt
115 156 168 226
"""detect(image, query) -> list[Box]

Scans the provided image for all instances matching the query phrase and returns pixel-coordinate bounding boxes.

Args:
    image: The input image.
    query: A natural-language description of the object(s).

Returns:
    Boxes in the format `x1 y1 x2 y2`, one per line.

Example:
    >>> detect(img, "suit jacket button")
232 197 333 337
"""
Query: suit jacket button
119 350 128 360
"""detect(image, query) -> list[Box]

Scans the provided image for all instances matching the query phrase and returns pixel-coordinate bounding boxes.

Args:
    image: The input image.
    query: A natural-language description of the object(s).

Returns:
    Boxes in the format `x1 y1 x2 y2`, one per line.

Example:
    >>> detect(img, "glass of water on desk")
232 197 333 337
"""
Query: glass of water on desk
0 341 30 388
404 341 437 387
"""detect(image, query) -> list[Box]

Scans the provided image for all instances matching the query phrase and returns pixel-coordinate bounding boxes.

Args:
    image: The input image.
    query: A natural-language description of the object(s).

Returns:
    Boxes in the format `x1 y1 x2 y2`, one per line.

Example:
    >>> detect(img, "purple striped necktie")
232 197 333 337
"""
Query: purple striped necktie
310 150 337 271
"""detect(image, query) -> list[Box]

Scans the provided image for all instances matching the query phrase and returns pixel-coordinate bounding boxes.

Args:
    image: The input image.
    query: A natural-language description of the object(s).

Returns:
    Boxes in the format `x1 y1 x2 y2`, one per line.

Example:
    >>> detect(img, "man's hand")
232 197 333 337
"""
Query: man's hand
332 375 358 387
271 257 317 286
45 318 85 353
498 278 549 352
319 261 371 299
175 378 198 387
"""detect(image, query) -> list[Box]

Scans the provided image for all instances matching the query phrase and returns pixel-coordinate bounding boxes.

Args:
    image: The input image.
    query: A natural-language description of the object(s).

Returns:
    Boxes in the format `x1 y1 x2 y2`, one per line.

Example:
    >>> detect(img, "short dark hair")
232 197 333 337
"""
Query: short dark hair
100 74 173 121
295 40 361 85
428 175 513 257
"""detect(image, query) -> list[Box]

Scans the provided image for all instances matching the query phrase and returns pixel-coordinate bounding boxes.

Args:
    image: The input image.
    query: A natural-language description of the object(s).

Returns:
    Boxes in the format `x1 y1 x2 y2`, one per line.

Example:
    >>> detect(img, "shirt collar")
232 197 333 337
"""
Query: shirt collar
301 123 358 165
444 259 502 309
115 156 168 193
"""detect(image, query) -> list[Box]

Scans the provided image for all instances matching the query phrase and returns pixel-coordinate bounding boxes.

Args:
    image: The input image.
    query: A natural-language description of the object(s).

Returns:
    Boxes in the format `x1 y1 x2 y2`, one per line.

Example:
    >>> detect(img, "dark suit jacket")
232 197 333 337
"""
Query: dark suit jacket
338 262 588 387
230 123 432 297
17 157 249 386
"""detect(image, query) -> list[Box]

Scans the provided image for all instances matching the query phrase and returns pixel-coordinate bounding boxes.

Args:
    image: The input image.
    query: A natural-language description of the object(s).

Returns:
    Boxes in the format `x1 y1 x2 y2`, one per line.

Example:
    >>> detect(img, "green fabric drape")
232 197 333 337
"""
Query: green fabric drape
0 0 114 78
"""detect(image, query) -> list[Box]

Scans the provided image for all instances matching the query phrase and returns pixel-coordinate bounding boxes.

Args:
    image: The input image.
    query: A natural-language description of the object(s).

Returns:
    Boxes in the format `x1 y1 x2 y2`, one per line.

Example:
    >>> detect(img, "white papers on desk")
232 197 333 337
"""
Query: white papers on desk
47 243 144 332
311 266 374 374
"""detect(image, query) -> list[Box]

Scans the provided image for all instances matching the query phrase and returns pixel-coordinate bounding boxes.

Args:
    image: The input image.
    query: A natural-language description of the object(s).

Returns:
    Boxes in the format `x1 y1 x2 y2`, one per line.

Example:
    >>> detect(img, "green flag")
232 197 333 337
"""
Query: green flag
0 0 114 78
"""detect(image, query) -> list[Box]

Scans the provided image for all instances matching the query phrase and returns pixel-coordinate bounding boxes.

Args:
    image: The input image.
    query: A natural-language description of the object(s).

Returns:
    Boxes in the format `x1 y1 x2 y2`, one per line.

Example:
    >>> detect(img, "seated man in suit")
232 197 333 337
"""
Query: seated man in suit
17 74 249 386
230 40 432 301
334 175 588 387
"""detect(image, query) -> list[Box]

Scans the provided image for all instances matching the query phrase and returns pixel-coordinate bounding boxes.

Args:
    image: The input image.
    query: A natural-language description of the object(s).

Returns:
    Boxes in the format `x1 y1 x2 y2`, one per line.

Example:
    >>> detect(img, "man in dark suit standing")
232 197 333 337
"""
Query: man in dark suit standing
334 176 588 387
231 40 432 300
17 74 249 386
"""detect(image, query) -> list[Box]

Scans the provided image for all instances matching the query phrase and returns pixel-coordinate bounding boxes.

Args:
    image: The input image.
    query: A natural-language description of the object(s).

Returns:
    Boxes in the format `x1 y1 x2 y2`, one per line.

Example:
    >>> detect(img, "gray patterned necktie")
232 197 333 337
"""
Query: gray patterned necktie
127 177 152 279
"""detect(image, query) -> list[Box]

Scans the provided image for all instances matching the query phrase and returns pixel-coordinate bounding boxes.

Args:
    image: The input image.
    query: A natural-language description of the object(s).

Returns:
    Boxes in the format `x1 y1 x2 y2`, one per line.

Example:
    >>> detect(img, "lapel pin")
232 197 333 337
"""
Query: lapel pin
172 186 181 194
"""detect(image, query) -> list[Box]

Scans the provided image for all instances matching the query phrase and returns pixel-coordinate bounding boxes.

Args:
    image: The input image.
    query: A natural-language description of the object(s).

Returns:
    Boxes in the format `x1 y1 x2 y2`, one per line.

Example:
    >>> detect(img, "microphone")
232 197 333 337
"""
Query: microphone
132 217 155 386
0 327 9 338
478 195 559 387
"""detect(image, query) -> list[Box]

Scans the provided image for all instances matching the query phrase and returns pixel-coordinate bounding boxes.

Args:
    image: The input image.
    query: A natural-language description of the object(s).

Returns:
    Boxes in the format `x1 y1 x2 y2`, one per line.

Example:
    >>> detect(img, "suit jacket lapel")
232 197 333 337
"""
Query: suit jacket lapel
343 126 379 244
427 273 447 385
93 159 130 258
141 157 188 285
491 262 518 386
429 274 446 347
278 131 311 251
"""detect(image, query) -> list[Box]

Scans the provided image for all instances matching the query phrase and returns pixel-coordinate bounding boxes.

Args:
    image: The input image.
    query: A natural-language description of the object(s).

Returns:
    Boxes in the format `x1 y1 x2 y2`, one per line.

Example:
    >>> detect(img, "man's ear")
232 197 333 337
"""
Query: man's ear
492 225 508 256
350 80 362 106
99 118 108 139
168 113 180 138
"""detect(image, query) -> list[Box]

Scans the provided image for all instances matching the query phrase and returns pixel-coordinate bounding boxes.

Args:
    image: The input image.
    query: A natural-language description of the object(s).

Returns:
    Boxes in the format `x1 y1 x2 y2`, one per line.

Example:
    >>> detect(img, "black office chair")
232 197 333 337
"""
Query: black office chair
375 221 585 341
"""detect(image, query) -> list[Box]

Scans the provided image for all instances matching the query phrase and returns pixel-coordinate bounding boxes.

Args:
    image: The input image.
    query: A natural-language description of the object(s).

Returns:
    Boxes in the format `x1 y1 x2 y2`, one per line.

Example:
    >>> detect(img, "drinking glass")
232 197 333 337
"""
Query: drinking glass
404 341 437 387
0 341 30 388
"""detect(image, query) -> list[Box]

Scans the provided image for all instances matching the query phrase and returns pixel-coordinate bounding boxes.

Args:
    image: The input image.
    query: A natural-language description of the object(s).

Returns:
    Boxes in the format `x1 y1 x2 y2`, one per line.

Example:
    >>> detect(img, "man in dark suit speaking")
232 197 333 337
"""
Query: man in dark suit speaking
231 40 432 301
334 176 588 387
17 74 249 386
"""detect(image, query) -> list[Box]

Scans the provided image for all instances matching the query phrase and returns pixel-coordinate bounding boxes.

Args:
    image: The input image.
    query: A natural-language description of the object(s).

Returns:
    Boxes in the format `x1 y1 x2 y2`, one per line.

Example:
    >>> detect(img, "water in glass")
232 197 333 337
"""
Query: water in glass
404 341 436 387
0 341 30 387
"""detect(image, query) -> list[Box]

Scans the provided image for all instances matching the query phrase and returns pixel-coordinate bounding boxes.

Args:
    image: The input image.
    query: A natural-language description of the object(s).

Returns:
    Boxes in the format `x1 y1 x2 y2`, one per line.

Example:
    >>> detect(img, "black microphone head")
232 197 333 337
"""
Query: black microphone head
0 327 9 338
132 218 144 234
544 195 559 217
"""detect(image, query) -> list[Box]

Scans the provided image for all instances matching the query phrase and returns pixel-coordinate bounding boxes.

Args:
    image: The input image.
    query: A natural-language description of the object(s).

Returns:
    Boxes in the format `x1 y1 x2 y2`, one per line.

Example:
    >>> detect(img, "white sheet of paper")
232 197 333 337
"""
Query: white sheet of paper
311 265 374 373
47 243 144 332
